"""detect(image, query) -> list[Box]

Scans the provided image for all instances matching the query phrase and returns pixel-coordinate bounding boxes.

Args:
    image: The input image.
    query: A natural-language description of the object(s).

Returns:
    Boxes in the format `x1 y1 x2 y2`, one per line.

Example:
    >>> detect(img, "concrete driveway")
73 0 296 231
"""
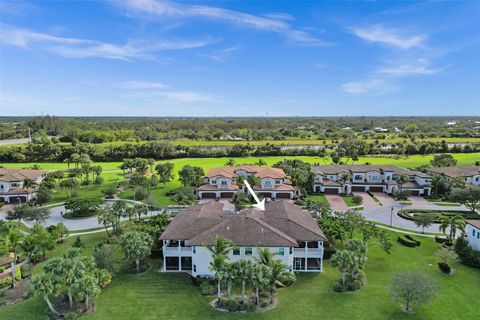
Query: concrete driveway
408 196 433 206
353 192 380 210
325 194 349 212
373 192 396 206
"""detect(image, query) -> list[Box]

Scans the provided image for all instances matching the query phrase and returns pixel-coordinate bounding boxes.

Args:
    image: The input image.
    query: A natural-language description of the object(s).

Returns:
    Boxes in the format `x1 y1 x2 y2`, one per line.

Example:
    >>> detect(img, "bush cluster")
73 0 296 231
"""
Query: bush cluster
397 235 418 247
216 297 256 312
454 237 480 268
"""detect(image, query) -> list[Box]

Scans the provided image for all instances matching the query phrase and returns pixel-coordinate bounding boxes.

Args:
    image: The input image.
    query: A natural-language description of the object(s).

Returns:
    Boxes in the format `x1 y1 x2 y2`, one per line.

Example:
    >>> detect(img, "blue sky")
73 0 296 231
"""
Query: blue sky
0 0 479 116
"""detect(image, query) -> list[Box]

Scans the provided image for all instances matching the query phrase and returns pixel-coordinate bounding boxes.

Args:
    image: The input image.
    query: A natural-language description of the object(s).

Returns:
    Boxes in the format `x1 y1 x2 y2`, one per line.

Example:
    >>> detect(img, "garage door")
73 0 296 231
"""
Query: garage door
9 196 27 203
276 193 291 199
324 188 339 194
369 186 384 192
351 186 366 192
406 190 420 196
201 192 216 199
259 192 272 198
220 192 234 198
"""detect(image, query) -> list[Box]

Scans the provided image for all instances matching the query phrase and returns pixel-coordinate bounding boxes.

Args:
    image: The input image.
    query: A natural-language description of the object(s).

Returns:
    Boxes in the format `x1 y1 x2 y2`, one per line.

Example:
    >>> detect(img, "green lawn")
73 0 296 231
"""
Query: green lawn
305 194 328 204
1 230 478 319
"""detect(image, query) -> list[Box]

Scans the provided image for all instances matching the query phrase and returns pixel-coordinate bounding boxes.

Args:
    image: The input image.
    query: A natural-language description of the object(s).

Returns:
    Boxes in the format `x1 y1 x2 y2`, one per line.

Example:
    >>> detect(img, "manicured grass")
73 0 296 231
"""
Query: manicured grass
342 195 362 208
305 194 328 204
1 230 478 319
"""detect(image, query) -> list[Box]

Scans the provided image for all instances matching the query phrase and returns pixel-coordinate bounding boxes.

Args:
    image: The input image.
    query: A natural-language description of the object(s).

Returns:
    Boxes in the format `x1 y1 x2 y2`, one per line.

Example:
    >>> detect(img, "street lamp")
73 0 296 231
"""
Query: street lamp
390 206 394 228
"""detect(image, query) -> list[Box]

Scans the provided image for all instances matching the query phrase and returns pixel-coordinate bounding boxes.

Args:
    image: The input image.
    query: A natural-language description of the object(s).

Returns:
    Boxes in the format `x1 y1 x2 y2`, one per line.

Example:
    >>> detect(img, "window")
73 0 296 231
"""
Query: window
275 179 282 185
221 180 228 186
354 175 362 180
212 179 217 184
289 247 293 255
473 230 476 237
278 247 284 256
193 246 196 254
233 247 240 256
245 247 252 255
264 180 272 187
193 265 196 273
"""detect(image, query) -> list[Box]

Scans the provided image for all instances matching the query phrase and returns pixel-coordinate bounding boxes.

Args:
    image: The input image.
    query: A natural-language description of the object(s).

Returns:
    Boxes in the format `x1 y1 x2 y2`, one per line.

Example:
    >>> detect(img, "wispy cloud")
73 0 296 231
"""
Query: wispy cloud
350 24 425 49
199 45 240 62
0 24 216 60
119 80 219 103
341 79 395 95
116 0 328 46
379 58 445 76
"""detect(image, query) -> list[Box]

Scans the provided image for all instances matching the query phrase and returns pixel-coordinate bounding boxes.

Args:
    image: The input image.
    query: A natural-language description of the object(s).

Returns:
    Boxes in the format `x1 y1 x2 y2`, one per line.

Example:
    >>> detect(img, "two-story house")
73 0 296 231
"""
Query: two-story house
427 166 480 187
197 166 297 200
466 220 480 251
160 201 326 276
311 165 431 196
0 168 47 203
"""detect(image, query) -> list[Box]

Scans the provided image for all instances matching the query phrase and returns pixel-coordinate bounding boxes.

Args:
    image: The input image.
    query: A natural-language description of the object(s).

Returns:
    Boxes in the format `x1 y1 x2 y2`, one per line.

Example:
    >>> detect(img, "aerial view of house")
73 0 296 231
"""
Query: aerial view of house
311 165 432 196
197 166 297 199
428 166 480 186
161 201 325 275
0 168 47 203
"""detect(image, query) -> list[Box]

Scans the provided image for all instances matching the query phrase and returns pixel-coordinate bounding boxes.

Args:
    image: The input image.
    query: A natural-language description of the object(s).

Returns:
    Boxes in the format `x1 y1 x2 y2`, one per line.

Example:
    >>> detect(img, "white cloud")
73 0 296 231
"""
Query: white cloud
0 24 216 60
116 0 328 46
341 79 395 95
379 58 443 76
199 45 240 61
117 81 169 89
350 24 425 49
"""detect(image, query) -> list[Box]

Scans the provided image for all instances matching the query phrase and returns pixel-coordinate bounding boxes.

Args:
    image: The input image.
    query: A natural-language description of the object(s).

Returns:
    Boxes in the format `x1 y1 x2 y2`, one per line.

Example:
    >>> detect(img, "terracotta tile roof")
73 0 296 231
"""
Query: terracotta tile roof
311 165 426 177
205 166 288 179
160 200 326 246
0 168 46 182
429 166 480 178
466 220 480 229
0 187 37 195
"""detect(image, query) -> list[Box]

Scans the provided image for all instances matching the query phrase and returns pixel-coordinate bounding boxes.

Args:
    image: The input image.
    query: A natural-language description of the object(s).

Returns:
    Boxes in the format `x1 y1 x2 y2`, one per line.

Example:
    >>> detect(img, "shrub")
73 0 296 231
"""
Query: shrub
323 248 337 260
397 235 418 247
199 281 216 295
437 262 451 274
454 237 480 268
20 263 32 279
405 235 421 246
435 236 449 243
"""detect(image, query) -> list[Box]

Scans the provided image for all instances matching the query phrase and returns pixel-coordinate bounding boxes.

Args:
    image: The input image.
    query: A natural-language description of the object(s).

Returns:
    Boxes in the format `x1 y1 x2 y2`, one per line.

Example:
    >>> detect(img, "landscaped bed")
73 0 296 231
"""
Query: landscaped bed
398 209 479 223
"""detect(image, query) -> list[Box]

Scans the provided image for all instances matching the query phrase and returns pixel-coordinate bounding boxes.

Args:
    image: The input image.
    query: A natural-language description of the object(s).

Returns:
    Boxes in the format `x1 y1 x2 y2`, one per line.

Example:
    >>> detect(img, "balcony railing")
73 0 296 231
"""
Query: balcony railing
293 248 323 256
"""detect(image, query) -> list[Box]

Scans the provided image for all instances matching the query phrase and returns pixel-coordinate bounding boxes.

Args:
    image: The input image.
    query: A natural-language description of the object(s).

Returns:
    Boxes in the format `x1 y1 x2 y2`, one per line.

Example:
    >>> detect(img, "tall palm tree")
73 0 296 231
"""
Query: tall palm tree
207 236 233 257
265 260 295 303
331 250 356 286
431 174 445 198
340 172 350 193
29 274 61 315
414 213 435 234
5 228 23 287
255 248 277 266
233 259 253 298
231 192 250 211
396 174 409 192
439 215 465 240
251 263 268 305
23 178 38 190
224 263 236 299
225 159 236 167
209 254 227 299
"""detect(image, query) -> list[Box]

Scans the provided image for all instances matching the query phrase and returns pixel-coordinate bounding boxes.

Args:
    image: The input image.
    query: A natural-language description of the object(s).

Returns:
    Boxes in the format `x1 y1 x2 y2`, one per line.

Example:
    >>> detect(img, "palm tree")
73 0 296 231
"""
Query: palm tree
431 174 445 198
207 236 232 299
414 213 435 234
339 172 350 193
224 264 236 299
331 250 356 286
207 236 233 257
209 254 227 299
449 177 466 190
264 260 295 303
255 248 277 266
5 228 23 287
23 178 38 190
255 159 267 167
73 275 101 311
251 263 268 305
231 192 250 211
29 274 61 315
225 159 236 167
396 174 409 192
233 259 253 298
439 215 465 240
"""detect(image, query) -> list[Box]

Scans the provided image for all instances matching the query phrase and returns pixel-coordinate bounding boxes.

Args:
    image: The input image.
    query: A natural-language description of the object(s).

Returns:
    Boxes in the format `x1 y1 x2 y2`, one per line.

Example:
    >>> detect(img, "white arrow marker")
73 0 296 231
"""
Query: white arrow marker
243 180 265 211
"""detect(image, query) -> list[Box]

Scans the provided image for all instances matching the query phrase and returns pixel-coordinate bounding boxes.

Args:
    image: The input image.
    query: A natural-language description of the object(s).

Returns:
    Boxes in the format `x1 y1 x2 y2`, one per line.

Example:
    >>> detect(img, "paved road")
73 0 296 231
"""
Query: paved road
373 192 396 206
354 192 380 210
325 194 349 211
361 204 470 234
0 199 172 231
408 196 433 206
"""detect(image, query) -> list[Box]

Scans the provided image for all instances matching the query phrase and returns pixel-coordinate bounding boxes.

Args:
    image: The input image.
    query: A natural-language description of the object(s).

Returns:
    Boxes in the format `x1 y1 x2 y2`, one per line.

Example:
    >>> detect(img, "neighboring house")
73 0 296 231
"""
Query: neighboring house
311 165 432 196
427 166 480 187
197 166 297 200
466 220 480 251
160 201 326 276
0 168 47 203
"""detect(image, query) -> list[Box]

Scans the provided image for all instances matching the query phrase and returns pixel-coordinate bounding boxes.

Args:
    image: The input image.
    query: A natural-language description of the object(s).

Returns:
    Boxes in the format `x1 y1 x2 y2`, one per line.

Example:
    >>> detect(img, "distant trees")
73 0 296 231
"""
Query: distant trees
431 154 457 167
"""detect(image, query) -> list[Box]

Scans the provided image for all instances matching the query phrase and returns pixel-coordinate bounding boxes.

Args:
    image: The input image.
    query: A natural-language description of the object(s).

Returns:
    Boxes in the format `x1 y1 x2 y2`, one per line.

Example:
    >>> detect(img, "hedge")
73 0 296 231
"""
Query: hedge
405 234 421 246
435 236 449 243
0 266 22 288
398 209 476 223
397 235 418 247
